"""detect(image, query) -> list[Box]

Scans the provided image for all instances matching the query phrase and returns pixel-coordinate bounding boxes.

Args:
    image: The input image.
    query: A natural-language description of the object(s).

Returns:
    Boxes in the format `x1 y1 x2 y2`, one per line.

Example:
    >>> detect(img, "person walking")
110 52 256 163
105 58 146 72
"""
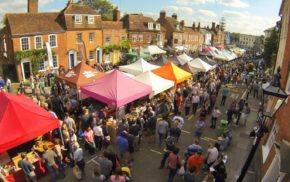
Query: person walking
235 99 245 126
211 107 221 128
18 153 37 182
116 131 129 163
93 122 104 151
205 143 219 168
220 86 229 106
184 95 192 116
241 103 251 125
0 77 5 90
73 143 86 179
6 78 11 93
192 94 200 114
95 151 113 180
159 136 176 169
167 147 181 182
194 116 205 141
157 115 169 146
42 145 58 182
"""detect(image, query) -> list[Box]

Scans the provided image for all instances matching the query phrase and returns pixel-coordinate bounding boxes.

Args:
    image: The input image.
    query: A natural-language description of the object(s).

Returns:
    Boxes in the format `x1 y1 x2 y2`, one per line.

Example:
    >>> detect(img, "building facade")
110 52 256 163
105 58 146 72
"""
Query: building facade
121 13 165 48
259 0 290 181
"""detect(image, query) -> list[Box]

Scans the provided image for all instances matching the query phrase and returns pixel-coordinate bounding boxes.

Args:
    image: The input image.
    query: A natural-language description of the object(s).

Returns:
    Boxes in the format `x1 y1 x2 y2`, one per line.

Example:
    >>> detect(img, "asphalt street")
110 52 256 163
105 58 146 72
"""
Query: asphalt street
39 83 260 182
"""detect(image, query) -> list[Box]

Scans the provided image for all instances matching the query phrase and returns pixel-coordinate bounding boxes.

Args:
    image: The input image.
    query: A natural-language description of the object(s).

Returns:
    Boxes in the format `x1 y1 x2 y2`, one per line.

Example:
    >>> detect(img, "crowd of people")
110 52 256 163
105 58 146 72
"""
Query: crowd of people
0 54 267 182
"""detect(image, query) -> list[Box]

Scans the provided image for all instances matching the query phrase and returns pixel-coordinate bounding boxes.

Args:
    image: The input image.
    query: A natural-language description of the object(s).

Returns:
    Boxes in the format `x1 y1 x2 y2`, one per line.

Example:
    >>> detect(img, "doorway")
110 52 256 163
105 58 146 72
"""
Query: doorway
68 50 76 68
96 47 102 63
21 60 31 81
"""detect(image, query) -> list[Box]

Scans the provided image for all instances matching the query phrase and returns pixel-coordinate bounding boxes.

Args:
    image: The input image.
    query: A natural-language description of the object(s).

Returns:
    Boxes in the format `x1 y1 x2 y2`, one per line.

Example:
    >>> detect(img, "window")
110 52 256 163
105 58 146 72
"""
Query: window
34 36 43 49
155 23 161 30
76 33 82 41
132 34 137 42
20 37 30 51
52 55 58 68
88 15 94 24
262 122 279 163
148 22 153 30
138 34 143 42
39 60 45 71
75 15 82 24
89 51 94 60
89 33 95 43
48 34 57 48
105 37 112 45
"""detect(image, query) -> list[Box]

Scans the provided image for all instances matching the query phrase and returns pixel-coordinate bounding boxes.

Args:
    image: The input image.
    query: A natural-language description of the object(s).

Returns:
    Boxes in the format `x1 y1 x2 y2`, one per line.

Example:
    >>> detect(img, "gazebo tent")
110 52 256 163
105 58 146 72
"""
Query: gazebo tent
0 92 60 153
119 58 160 76
177 53 193 65
152 56 168 66
188 58 213 72
142 45 166 55
200 56 217 66
133 71 174 98
80 70 152 107
167 55 183 66
56 61 106 89
152 62 192 84
180 63 195 74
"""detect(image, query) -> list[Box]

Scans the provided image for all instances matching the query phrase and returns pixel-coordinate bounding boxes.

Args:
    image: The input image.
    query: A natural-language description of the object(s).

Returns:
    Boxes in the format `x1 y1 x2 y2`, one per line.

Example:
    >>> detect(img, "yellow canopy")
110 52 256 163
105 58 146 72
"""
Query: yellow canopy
152 61 192 84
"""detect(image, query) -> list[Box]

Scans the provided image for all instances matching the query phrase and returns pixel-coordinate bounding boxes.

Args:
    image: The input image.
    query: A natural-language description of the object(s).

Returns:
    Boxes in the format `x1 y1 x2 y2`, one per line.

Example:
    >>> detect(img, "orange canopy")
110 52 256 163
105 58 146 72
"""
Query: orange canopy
152 61 192 84
56 61 106 89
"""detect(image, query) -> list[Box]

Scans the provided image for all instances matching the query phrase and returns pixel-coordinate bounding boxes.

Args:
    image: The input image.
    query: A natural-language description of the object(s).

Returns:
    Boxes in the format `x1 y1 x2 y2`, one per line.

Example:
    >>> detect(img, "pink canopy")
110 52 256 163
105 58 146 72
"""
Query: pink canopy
80 70 152 107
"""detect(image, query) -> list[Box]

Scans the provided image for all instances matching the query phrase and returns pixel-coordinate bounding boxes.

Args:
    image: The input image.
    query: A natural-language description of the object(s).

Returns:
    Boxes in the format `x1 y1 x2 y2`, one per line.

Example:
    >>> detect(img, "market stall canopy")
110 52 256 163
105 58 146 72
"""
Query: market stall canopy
0 92 60 153
175 45 187 51
180 63 195 74
56 61 106 89
119 58 160 76
133 71 174 98
200 56 217 66
152 62 192 84
142 45 166 55
167 55 183 66
177 53 193 65
152 55 168 66
80 70 152 107
188 58 213 72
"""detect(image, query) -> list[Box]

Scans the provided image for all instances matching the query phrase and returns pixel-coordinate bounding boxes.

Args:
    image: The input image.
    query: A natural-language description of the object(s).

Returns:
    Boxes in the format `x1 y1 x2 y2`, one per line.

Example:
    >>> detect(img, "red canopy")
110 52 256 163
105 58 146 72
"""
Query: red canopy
56 61 106 89
0 92 60 153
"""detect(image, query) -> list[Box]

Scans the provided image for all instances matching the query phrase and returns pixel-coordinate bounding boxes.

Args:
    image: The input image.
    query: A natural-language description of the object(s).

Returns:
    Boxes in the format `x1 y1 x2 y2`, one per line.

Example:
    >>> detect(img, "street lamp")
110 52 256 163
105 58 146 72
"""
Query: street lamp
237 81 288 182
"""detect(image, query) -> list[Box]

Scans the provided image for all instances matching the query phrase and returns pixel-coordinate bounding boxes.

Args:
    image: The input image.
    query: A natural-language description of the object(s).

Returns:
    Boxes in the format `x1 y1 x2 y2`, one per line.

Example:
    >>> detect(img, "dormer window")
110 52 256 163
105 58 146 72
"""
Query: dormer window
148 22 154 30
176 24 180 30
155 23 160 30
88 15 94 24
75 15 82 24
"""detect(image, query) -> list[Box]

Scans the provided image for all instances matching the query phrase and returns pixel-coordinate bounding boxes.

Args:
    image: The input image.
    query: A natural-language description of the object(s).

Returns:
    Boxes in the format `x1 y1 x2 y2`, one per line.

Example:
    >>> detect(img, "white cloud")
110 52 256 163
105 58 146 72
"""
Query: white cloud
0 0 56 24
164 6 193 16
223 10 245 17
216 0 248 8
197 9 217 17
175 0 248 8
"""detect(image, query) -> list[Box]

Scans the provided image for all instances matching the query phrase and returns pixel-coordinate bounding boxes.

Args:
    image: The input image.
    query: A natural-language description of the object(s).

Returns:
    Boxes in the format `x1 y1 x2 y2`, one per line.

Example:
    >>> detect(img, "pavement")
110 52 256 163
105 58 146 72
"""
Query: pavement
36 83 261 182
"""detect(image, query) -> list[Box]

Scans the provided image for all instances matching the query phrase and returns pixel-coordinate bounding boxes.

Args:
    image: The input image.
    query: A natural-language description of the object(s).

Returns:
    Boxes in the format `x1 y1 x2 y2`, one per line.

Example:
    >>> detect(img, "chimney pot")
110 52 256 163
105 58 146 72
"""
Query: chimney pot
211 22 216 30
172 13 177 20
28 0 38 13
160 10 166 19
180 20 185 28
192 22 196 30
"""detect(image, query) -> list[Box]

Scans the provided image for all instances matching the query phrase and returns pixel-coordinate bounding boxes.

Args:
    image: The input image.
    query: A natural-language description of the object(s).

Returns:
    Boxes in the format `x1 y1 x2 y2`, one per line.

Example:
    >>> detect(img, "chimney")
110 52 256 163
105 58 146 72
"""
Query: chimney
180 20 185 28
113 8 120 21
197 22 200 31
172 13 177 20
160 10 166 19
206 25 209 30
216 24 220 30
28 0 38 13
192 22 196 30
211 22 216 30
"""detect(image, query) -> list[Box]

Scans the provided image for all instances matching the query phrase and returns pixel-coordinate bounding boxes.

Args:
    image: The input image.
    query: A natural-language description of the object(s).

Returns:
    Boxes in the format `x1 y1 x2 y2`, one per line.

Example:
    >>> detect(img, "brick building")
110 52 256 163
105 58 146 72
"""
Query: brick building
259 0 290 181
182 23 203 52
121 13 165 48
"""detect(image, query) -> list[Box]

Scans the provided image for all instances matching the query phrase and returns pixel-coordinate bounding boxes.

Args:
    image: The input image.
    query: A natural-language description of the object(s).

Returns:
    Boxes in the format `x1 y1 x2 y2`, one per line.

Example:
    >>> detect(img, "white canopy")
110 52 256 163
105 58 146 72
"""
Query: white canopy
143 45 166 55
175 45 187 51
188 58 213 72
133 71 174 98
106 70 134 78
119 58 160 76
177 53 193 65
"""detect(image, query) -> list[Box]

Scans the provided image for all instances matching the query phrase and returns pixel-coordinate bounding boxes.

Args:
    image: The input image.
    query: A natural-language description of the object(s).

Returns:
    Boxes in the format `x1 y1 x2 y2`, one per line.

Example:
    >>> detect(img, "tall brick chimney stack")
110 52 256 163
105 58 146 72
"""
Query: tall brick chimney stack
172 13 177 20
160 10 166 19
211 22 216 30
197 22 200 31
192 23 196 30
180 20 185 28
113 8 120 21
28 0 38 13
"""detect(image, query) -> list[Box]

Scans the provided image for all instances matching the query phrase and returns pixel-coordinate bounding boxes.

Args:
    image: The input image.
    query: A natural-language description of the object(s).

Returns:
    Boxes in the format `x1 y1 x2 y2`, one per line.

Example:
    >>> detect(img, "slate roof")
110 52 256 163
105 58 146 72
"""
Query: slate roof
101 21 124 29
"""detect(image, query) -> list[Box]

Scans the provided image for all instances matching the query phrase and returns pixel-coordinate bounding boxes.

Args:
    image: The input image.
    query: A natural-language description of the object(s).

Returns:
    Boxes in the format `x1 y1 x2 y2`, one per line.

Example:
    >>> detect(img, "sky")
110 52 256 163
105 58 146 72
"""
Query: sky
0 0 283 35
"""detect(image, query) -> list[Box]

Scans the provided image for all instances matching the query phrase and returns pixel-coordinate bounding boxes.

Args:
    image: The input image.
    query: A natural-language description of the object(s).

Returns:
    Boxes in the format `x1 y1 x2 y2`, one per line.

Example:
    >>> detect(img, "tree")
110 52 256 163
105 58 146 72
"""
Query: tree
263 28 279 68
220 17 226 30
82 0 114 21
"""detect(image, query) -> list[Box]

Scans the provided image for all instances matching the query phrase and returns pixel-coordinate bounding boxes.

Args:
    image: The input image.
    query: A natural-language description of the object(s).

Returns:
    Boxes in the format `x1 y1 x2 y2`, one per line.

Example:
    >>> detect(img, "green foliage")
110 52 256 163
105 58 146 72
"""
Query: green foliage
83 0 114 21
15 49 47 74
263 28 279 68
103 40 131 54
